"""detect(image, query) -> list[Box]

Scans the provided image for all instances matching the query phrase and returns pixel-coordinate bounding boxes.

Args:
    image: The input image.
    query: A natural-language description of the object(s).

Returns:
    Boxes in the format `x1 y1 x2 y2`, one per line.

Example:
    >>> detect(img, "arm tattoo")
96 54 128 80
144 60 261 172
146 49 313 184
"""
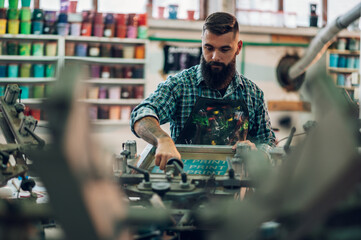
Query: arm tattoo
135 117 170 146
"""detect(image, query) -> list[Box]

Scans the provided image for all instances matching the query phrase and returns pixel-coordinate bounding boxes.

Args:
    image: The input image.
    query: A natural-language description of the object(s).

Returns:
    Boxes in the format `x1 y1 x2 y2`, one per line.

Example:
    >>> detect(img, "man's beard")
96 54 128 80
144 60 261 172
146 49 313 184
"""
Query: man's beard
200 55 236 90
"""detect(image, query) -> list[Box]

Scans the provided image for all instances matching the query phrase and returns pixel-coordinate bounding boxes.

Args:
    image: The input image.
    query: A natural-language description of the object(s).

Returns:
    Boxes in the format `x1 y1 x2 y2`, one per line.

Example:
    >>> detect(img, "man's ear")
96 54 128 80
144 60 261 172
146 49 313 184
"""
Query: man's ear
236 40 243 55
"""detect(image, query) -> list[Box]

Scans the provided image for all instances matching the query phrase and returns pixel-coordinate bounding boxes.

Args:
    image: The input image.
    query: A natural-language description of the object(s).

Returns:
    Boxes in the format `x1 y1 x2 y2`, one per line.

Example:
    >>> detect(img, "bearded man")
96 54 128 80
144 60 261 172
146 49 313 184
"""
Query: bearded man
130 12 276 170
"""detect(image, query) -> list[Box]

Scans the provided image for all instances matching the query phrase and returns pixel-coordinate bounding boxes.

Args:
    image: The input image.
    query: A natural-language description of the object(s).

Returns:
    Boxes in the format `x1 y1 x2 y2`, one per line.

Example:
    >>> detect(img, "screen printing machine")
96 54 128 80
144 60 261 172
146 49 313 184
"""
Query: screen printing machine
1 4 361 240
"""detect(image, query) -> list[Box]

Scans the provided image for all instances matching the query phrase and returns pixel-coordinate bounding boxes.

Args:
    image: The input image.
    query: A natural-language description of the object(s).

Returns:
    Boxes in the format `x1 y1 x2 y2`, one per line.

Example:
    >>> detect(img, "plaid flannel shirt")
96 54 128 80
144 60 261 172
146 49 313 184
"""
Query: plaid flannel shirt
130 64 276 148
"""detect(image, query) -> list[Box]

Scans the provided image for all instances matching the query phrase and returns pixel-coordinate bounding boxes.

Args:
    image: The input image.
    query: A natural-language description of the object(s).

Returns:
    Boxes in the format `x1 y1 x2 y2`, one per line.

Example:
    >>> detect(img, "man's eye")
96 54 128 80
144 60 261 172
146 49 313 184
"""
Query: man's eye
221 48 230 52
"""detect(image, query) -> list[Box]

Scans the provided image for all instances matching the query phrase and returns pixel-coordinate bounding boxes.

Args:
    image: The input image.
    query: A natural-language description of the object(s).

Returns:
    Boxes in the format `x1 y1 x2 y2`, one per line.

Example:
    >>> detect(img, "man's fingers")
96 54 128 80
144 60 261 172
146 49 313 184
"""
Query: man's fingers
159 157 167 170
155 154 161 166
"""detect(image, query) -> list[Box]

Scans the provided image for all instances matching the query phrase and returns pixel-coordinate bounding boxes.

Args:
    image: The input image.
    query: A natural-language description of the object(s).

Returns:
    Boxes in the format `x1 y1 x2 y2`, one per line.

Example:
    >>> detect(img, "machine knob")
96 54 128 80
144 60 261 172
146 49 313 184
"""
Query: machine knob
20 178 36 192
151 182 171 198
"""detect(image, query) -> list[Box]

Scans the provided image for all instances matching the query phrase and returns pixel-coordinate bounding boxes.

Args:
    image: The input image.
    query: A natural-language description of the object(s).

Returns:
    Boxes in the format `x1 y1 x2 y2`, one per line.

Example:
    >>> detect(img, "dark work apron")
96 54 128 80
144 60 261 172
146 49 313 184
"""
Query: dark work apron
176 88 249 145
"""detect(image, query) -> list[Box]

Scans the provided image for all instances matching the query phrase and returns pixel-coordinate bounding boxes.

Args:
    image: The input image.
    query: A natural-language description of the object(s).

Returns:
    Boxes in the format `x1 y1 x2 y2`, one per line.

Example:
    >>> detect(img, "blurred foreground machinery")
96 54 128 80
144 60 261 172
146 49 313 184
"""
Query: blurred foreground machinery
1 2 361 239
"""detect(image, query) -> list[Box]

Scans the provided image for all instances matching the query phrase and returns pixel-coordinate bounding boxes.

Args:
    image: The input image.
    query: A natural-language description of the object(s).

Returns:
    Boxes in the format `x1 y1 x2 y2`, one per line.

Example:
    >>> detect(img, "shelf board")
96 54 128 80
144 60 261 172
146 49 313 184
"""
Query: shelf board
79 98 143 105
35 119 131 126
0 56 59 61
82 78 145 85
328 67 359 73
267 100 311 112
0 78 56 83
21 98 44 104
0 34 61 40
148 18 361 37
337 85 357 91
65 36 147 44
328 49 360 55
64 56 145 64
90 119 130 126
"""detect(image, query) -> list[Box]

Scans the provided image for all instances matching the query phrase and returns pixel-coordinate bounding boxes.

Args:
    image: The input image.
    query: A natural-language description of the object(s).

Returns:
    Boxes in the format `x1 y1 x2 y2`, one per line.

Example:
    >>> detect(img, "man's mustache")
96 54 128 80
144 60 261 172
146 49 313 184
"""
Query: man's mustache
208 61 225 67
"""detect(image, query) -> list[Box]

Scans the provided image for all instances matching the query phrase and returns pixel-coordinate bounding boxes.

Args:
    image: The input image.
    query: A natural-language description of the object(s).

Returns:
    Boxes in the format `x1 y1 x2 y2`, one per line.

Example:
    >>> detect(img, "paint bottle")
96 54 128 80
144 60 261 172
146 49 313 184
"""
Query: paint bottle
114 66 124 78
104 13 115 37
101 66 111 78
134 45 145 59
98 106 109 119
33 64 45 78
109 106 121 120
123 66 133 78
20 8 31 21
133 85 144 98
68 13 82 36
7 64 19 77
45 64 55 77
30 109 41 120
168 4 179 19
108 86 121 99
87 86 99 99
33 85 45 98
75 43 87 56
32 42 44 56
21 0 31 7
20 20 31 34
8 20 20 34
8 0 19 9
32 9 44 34
57 23 69 36
19 86 30 98
43 22 56 34
123 45 135 59
7 41 19 55
20 63 31 77
88 43 100 57
0 64 6 77
65 42 75 56
93 13 104 37
89 106 98 120
137 13 148 39
126 14 138 39
0 9 7 34
45 42 57 56
90 65 100 78
7 8 19 20
116 14 127 38
81 10 94 36
100 43 111 57
98 86 108 99
121 85 133 99
113 44 123 58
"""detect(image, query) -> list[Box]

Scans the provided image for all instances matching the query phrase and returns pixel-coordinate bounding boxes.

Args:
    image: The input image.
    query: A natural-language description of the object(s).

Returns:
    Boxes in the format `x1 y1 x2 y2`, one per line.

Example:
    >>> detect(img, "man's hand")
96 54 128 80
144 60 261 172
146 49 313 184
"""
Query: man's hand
155 137 181 170
134 117 181 170
232 140 257 150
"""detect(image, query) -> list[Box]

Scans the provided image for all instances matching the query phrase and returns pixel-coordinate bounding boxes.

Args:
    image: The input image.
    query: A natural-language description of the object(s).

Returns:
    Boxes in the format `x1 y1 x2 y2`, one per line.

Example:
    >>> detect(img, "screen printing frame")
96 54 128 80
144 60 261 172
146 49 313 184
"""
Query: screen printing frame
136 144 236 176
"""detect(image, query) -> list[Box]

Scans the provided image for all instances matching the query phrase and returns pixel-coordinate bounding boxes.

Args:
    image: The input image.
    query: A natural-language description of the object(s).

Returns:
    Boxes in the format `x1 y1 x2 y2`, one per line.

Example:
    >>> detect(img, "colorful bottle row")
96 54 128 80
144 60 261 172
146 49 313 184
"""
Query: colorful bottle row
88 65 144 79
0 41 57 56
0 63 55 77
89 105 133 121
65 42 145 59
329 54 360 69
0 84 51 98
87 85 144 100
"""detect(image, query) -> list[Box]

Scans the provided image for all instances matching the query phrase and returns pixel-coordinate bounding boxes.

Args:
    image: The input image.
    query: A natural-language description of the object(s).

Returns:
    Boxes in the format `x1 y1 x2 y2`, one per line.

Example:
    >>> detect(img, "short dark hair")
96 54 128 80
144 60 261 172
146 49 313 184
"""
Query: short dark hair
203 12 239 36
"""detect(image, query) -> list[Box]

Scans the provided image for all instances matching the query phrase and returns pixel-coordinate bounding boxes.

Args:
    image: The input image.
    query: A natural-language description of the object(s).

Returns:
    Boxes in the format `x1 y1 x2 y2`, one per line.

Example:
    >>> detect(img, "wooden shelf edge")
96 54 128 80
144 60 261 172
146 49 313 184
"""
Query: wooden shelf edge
267 100 311 112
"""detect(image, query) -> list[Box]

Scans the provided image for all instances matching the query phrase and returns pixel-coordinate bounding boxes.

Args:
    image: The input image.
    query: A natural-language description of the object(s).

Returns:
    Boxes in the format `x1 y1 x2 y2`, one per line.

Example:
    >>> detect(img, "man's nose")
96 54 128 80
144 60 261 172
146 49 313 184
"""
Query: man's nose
211 50 221 62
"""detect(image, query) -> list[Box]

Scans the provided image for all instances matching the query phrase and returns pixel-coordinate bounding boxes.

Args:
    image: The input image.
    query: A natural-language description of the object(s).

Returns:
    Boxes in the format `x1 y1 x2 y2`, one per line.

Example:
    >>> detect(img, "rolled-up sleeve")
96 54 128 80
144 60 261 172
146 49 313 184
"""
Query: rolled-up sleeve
130 78 178 138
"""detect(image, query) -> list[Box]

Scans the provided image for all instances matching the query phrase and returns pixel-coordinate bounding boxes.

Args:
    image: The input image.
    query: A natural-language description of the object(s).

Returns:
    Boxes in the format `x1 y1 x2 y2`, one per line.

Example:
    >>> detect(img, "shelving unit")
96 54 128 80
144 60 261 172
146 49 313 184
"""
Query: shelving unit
0 34 148 125
326 38 360 101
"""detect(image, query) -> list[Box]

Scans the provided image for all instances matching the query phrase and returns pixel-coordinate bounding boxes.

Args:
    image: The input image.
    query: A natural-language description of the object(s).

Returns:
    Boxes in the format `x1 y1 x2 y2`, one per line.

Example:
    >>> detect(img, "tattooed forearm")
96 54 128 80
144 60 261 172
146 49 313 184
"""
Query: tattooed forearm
134 117 171 146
